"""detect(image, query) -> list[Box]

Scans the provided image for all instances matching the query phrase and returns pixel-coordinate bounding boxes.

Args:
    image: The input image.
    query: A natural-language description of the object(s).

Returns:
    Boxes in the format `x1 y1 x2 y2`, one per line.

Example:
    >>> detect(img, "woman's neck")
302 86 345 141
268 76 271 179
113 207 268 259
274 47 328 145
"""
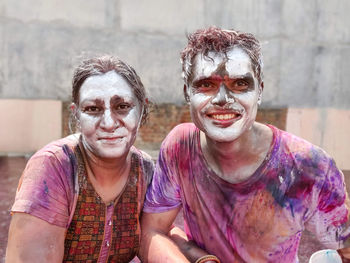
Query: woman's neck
80 141 131 186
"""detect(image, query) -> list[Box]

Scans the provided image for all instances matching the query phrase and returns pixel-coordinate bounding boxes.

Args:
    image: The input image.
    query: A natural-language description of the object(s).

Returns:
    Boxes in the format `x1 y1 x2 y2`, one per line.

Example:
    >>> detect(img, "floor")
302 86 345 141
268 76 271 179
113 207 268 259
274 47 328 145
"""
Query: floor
1 156 346 263
0 157 29 262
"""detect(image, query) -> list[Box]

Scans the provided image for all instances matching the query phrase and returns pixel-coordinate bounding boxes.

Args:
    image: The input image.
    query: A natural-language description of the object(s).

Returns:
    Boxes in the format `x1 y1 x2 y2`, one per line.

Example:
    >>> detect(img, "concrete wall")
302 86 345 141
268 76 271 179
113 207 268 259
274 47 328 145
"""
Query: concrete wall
0 99 62 154
0 0 349 107
0 0 349 170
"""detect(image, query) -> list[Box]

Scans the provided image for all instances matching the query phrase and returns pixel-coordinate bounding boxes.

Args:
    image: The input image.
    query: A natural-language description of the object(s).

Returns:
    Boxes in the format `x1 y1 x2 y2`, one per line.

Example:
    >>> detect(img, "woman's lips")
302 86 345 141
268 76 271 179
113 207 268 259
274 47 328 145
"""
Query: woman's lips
98 136 124 143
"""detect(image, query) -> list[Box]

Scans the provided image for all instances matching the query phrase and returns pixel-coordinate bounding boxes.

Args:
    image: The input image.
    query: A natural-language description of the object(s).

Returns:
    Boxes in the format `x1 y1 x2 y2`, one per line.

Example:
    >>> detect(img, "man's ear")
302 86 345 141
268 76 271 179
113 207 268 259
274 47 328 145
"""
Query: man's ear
184 84 190 103
257 81 264 105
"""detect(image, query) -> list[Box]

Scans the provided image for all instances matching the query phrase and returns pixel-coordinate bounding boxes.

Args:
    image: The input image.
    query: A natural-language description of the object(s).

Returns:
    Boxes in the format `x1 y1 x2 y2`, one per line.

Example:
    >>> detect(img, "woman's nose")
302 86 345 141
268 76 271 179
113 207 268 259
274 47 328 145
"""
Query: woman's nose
100 109 118 130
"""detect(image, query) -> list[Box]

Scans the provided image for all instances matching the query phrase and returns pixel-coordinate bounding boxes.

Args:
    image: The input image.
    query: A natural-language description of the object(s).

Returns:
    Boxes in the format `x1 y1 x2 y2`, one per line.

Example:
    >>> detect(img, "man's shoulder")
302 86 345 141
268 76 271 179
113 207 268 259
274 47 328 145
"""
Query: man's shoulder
131 147 155 170
163 122 197 144
273 126 334 170
170 122 197 133
158 123 198 159
277 127 328 154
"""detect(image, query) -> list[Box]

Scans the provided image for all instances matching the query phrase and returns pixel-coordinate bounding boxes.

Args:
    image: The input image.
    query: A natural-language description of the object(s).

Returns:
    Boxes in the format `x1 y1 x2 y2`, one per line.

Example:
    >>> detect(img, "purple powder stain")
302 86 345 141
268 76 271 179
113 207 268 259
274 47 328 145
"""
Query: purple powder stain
35 180 51 209
43 180 49 194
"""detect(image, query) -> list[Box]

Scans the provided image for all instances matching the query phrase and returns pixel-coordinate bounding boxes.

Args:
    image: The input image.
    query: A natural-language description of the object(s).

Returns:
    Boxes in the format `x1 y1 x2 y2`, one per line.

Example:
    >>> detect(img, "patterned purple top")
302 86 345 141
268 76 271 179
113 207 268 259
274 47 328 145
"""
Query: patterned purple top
144 123 349 263
11 134 154 262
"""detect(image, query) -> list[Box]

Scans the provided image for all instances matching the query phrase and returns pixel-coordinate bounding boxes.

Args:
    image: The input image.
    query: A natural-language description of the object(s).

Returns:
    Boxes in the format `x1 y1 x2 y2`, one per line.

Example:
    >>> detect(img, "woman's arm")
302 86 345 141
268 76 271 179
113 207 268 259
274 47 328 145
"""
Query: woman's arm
6 213 66 263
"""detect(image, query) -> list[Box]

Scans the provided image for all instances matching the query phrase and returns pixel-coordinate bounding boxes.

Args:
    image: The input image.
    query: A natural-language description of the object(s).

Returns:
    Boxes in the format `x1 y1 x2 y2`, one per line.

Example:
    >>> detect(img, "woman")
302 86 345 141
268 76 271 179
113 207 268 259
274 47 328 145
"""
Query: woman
6 55 154 262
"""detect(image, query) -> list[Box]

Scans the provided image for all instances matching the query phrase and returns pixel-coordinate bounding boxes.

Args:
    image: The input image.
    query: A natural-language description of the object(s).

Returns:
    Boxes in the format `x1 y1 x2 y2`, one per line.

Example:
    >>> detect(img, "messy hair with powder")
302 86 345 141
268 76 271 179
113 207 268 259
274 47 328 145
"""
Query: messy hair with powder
180 26 263 89
72 55 149 125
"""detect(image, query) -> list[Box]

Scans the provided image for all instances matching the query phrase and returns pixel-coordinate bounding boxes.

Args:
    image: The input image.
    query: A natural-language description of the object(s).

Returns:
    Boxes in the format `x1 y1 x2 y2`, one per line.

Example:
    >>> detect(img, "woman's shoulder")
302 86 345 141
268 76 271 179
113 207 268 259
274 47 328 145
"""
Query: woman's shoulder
130 146 155 185
12 135 79 228
24 134 80 183
30 134 79 161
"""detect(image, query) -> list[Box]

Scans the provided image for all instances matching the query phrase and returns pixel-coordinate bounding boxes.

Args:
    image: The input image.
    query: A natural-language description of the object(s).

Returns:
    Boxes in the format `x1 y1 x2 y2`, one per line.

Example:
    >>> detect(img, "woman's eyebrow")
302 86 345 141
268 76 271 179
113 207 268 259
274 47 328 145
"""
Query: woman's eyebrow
110 95 135 105
80 98 104 105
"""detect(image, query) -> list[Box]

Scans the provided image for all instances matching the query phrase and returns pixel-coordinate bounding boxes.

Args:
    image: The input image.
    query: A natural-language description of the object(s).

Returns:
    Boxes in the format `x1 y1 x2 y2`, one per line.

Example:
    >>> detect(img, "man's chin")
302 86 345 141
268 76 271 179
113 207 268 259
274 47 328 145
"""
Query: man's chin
202 125 242 143
204 131 241 143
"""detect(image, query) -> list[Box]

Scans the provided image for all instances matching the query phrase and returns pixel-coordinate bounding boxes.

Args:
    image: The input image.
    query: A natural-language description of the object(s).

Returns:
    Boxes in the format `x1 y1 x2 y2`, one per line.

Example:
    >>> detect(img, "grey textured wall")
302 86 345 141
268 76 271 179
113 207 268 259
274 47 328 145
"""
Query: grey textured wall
0 0 349 108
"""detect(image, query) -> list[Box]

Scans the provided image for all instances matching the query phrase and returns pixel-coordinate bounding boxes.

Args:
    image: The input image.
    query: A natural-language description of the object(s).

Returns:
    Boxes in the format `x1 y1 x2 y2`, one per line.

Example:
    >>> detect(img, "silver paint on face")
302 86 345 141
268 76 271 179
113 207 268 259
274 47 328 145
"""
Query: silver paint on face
76 71 142 159
188 47 262 142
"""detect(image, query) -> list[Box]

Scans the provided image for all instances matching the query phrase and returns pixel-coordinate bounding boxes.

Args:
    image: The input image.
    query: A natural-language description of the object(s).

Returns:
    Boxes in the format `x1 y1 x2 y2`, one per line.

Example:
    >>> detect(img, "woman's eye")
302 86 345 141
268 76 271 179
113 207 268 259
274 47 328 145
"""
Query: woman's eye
84 106 101 113
193 81 215 92
116 104 131 110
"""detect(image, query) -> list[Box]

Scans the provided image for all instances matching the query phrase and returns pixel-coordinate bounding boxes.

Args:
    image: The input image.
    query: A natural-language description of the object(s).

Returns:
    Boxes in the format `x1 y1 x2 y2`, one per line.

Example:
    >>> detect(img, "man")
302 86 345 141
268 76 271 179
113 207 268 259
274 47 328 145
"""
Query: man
139 27 350 262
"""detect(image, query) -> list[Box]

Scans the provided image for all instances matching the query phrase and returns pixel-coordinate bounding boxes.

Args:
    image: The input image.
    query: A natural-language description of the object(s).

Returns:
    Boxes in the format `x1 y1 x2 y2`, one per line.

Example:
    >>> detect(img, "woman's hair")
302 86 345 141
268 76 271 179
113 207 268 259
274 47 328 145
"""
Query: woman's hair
180 26 263 88
71 55 149 125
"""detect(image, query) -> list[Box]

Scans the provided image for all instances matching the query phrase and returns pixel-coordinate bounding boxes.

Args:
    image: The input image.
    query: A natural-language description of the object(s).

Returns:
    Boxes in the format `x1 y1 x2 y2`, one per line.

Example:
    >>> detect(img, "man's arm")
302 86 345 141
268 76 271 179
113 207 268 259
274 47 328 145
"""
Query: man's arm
5 212 66 263
337 247 350 263
139 208 217 263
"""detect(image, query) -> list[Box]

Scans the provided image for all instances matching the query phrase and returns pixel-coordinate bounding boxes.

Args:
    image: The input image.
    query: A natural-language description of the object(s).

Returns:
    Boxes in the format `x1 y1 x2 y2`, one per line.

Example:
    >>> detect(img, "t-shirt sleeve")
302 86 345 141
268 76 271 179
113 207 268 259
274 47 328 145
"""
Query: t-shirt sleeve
143 145 182 213
305 158 350 249
11 151 73 228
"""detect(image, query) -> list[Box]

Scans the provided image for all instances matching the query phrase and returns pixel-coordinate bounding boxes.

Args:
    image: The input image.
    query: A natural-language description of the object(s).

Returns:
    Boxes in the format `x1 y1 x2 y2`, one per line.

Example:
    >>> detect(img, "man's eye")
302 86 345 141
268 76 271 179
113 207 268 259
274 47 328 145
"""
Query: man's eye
200 82 214 89
231 80 249 91
236 80 248 87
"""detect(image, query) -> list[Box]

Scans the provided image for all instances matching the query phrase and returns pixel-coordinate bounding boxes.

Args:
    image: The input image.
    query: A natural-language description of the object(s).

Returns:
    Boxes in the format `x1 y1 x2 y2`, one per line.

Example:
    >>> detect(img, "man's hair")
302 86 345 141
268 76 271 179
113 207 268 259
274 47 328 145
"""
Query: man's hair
180 26 263 87
72 55 148 124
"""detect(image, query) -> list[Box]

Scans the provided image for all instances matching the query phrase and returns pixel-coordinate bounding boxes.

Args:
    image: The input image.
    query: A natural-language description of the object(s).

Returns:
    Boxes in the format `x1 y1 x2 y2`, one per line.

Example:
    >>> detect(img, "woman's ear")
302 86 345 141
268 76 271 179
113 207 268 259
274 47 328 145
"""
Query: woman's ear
70 103 78 117
68 103 80 133
70 103 80 125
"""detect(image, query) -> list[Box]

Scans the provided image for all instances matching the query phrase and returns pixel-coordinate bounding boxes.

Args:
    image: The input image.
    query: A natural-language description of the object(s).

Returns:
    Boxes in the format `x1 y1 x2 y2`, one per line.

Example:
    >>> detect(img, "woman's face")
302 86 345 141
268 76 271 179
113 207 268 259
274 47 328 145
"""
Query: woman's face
76 71 142 159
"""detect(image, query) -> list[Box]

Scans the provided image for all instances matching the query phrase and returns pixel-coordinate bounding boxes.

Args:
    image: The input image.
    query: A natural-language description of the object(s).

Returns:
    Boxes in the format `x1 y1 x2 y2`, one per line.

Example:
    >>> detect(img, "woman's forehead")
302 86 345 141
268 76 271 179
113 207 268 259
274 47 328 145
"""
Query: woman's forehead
79 71 135 102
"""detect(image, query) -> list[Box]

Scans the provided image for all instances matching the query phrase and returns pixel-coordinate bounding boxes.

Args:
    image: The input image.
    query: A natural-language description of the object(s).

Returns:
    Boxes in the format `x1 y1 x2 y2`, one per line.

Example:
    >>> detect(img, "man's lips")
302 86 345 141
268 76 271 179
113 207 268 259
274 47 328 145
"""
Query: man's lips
206 112 241 121
208 113 240 120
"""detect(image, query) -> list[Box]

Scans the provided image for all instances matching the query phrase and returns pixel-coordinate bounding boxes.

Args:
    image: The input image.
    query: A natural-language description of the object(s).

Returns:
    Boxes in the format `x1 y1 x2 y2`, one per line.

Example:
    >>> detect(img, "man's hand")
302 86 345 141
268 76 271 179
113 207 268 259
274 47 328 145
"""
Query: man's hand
337 248 350 263
139 208 220 262
139 208 190 262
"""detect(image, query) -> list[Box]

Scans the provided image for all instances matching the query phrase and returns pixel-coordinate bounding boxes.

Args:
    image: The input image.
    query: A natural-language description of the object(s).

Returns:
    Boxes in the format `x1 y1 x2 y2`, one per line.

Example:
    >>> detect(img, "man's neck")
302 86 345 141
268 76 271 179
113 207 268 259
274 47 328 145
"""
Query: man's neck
200 122 273 183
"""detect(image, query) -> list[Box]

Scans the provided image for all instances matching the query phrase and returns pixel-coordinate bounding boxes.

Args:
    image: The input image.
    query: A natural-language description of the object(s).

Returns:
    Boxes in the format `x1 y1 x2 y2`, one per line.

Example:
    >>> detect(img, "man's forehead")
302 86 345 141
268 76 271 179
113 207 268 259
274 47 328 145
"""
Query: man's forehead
191 47 254 79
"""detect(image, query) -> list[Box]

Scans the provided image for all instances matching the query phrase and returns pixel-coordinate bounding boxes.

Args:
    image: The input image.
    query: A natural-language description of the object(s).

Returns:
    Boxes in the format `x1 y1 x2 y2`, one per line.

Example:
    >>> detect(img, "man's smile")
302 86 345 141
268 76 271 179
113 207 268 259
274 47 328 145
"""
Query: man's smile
208 113 240 120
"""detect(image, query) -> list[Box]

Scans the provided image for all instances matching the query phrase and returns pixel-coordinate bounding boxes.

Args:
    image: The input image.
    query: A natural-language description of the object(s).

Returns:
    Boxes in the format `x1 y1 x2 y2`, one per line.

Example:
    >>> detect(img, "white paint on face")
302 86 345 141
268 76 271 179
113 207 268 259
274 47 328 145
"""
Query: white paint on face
77 71 142 159
188 47 262 142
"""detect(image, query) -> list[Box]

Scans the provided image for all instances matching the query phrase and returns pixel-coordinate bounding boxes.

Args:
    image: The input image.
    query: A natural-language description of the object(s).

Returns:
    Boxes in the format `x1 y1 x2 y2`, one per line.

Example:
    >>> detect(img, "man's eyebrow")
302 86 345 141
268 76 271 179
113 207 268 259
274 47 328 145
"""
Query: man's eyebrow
193 73 254 82
193 76 219 83
230 73 254 80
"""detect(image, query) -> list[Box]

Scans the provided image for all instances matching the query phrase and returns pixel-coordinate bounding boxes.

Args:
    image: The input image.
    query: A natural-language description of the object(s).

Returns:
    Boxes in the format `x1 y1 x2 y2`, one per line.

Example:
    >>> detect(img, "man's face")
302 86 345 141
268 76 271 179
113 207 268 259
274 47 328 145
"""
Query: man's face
187 47 262 142
76 71 142 159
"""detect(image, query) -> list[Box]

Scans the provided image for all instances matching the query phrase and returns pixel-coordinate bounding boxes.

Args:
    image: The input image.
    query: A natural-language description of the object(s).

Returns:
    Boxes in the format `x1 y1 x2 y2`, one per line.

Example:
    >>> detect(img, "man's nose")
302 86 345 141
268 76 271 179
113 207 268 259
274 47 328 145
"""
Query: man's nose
100 109 117 130
212 84 231 106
